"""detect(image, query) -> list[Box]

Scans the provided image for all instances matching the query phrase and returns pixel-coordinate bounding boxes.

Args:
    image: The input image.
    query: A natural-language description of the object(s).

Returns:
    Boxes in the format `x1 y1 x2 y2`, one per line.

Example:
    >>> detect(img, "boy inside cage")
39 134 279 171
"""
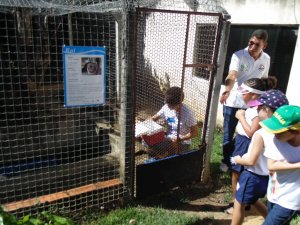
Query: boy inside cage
135 86 198 160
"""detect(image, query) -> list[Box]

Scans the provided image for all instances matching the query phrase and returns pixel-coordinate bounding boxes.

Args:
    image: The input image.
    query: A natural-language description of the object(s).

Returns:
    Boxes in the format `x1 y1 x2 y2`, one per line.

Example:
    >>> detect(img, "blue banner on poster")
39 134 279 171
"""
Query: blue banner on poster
63 46 106 107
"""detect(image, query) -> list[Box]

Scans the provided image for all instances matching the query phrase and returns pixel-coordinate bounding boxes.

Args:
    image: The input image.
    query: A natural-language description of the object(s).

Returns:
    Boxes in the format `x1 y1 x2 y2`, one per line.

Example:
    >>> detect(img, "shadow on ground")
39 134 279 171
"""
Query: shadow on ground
132 162 240 224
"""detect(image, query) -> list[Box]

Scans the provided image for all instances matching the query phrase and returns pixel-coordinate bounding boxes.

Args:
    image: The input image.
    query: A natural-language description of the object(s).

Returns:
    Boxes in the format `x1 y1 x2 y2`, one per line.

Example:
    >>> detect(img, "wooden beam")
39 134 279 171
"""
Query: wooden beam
3 178 122 212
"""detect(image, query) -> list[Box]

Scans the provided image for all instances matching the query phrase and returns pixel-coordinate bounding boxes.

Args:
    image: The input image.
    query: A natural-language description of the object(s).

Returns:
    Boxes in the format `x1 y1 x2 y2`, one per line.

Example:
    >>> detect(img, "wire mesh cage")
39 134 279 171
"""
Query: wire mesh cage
0 2 132 217
134 8 223 165
0 0 228 218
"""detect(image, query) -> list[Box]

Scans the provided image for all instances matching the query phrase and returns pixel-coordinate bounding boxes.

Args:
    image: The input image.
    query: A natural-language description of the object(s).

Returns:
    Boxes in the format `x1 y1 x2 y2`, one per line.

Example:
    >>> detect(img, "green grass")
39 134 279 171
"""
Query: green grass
210 127 223 169
80 206 214 225
210 129 232 190
76 205 300 225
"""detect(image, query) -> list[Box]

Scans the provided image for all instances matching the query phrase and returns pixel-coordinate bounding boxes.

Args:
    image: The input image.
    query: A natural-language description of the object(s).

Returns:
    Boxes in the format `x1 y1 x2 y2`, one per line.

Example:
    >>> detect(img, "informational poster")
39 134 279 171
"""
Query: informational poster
63 46 106 107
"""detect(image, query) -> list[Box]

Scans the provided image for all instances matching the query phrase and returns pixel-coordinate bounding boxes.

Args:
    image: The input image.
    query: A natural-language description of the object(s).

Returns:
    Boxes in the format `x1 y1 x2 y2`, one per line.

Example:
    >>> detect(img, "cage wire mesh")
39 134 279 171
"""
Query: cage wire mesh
134 8 222 165
0 2 130 217
0 0 226 217
0 0 227 15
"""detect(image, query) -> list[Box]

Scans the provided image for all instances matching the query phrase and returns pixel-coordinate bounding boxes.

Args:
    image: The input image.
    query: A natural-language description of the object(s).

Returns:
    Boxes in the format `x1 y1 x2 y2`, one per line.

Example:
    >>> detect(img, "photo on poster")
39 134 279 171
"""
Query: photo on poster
81 57 102 75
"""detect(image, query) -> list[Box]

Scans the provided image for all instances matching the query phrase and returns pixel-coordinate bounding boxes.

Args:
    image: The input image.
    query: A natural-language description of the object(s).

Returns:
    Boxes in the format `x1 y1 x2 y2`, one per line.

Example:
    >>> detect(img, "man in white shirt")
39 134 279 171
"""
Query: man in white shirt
219 29 270 172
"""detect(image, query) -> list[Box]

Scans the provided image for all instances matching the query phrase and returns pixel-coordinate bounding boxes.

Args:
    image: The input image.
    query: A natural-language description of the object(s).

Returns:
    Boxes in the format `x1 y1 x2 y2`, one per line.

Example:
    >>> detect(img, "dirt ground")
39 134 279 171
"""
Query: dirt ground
181 183 264 225
138 180 264 225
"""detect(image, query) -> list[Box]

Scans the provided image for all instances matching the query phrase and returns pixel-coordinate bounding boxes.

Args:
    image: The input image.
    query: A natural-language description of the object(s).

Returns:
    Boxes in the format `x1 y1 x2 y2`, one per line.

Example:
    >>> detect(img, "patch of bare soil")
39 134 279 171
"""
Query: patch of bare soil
137 180 264 225
183 182 264 225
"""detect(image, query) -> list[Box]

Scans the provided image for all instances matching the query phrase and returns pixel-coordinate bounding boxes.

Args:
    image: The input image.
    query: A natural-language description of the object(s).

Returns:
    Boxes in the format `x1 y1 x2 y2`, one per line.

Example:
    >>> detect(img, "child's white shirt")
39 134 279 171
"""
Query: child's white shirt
155 103 197 145
235 107 258 138
264 134 300 210
243 128 269 176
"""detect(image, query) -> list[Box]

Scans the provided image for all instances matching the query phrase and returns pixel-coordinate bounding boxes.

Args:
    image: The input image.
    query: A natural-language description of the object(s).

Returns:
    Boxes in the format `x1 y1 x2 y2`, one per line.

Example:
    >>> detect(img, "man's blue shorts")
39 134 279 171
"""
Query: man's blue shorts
231 134 251 173
236 170 269 204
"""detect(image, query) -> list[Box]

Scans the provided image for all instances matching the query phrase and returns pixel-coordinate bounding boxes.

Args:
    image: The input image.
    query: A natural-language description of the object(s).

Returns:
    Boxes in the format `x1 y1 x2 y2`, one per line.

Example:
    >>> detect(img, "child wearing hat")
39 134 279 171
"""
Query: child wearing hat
230 89 289 225
225 77 277 214
260 105 300 225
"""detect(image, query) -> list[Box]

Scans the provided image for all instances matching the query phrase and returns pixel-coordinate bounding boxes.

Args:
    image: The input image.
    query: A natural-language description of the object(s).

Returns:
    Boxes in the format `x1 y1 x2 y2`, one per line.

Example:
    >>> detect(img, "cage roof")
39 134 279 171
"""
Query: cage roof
0 0 229 16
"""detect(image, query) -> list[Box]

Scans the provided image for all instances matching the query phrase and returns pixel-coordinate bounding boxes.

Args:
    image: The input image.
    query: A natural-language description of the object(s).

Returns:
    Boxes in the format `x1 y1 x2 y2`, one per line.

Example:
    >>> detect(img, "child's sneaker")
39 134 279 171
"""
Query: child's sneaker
224 206 234 214
219 162 228 172
223 202 234 214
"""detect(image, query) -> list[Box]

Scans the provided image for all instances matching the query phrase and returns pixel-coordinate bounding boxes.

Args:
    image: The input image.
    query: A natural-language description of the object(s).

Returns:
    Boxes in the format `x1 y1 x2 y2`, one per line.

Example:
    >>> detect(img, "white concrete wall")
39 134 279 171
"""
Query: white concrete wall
223 0 300 24
286 30 300 105
143 10 219 121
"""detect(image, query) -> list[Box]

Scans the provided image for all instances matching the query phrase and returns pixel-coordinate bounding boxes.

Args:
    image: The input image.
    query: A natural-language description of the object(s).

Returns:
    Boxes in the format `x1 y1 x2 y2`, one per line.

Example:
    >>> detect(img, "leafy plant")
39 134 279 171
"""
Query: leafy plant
0 207 74 225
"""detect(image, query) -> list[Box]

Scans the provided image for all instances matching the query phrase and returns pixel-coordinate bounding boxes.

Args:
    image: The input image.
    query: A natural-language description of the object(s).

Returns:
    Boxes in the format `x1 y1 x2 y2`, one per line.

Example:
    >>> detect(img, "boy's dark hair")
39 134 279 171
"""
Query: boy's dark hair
251 29 268 42
165 86 184 106
244 76 277 91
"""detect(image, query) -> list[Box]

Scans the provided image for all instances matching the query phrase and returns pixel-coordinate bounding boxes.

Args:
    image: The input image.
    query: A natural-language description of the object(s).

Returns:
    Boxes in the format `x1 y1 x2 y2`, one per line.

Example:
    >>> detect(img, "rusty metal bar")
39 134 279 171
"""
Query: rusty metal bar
3 178 122 212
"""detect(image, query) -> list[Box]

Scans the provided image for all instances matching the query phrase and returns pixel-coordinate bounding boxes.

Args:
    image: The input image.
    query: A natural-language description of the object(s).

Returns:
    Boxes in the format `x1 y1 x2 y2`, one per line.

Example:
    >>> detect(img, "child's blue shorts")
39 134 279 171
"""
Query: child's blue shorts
236 170 269 205
231 134 251 173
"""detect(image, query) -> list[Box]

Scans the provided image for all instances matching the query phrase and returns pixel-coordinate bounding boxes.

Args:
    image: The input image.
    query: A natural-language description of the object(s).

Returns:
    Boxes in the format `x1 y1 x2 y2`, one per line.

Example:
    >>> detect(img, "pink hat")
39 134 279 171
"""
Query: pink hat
247 99 263 107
